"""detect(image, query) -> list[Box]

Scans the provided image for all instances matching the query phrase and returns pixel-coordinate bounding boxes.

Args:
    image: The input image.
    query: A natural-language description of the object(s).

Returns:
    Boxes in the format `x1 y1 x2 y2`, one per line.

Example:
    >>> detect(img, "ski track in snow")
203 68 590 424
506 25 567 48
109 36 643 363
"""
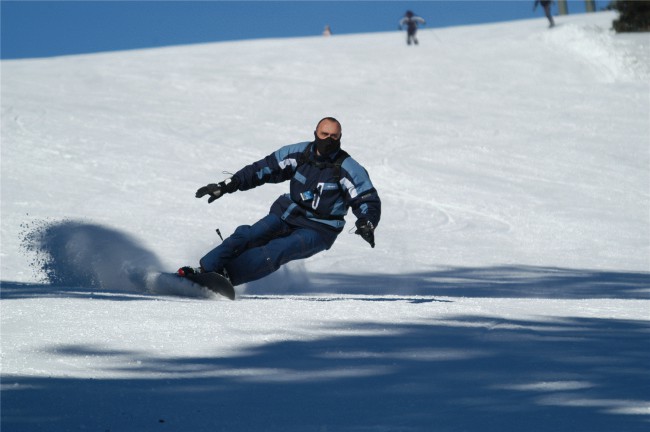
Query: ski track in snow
1 11 649 432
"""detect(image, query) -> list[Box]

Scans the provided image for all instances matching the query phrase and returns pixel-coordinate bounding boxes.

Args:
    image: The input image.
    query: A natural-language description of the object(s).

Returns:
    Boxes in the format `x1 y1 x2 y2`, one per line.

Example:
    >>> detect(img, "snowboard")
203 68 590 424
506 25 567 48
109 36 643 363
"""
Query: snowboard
182 272 236 300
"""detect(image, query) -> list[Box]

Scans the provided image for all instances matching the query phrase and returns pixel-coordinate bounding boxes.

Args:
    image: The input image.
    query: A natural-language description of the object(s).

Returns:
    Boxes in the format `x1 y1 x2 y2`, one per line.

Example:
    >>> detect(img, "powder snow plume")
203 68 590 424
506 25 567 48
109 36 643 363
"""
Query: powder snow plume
22 220 162 292
21 220 223 298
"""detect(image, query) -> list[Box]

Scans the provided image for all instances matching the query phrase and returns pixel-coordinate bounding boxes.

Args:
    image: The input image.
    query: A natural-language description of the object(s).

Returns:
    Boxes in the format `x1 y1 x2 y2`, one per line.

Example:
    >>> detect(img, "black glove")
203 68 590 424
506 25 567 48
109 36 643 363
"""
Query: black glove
195 177 239 203
355 219 376 248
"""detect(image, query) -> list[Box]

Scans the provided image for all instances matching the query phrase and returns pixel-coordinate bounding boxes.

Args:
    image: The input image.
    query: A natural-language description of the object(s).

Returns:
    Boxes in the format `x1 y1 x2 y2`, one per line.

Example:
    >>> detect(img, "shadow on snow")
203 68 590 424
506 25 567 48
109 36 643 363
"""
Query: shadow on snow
3 265 649 301
7 219 649 300
295 266 650 300
4 221 650 430
2 315 649 432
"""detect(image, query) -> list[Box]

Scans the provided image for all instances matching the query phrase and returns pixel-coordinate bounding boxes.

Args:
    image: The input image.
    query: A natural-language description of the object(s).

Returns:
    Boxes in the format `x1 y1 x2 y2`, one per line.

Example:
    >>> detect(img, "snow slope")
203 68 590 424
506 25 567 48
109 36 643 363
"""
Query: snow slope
2 11 649 432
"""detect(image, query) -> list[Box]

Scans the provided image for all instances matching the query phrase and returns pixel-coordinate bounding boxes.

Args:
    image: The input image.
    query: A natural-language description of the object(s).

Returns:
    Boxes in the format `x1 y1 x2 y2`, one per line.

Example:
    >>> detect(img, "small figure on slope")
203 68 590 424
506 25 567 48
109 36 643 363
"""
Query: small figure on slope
399 10 426 45
534 0 556 28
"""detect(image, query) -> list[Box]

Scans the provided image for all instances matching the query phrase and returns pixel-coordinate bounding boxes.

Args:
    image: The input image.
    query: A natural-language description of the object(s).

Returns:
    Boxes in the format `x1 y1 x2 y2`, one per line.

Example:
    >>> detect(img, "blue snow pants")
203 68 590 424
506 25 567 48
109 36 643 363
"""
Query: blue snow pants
200 213 332 286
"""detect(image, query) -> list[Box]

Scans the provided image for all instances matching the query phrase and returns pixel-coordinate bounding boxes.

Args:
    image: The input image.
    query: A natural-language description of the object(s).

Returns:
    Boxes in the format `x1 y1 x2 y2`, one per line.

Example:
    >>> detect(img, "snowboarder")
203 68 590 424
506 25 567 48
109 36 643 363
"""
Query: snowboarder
399 10 426 45
534 0 555 28
179 117 381 288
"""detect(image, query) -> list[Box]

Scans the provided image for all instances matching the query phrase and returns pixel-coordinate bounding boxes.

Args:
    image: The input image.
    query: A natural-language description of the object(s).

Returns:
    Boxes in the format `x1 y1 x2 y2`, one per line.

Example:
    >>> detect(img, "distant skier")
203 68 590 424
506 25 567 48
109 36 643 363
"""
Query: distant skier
399 10 426 45
534 0 556 28
323 25 332 36
179 117 381 288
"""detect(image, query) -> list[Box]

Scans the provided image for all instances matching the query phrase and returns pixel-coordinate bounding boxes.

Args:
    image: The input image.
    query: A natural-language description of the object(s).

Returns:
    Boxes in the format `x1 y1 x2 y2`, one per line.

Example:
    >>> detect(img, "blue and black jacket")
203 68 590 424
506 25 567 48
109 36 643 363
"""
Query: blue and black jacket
231 141 381 246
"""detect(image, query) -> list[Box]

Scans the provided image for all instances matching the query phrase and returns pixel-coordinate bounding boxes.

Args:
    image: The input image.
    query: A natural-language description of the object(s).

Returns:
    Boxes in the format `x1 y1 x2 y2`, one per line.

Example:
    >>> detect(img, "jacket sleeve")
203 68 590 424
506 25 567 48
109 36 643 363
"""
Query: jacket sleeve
340 158 381 228
232 142 309 191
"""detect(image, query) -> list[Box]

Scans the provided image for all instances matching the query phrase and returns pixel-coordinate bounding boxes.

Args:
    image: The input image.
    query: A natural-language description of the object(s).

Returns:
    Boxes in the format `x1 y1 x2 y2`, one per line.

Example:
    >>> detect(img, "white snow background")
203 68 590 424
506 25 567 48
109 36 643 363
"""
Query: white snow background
2 11 649 432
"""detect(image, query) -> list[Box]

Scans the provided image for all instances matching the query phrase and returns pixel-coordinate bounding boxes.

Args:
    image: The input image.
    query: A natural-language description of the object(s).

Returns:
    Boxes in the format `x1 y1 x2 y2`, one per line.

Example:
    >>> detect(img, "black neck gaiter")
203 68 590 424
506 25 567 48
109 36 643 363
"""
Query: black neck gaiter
313 134 341 157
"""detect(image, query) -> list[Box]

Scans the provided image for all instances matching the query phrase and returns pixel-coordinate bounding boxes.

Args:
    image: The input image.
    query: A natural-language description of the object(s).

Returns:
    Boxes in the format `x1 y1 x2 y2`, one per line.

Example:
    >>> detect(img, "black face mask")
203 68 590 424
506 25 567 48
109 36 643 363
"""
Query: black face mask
314 133 341 157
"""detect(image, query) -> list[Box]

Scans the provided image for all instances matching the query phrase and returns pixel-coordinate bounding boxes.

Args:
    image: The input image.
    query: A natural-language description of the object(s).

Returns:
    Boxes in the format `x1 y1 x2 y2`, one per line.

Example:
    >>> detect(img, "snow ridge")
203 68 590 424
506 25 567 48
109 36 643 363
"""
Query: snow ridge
542 22 650 82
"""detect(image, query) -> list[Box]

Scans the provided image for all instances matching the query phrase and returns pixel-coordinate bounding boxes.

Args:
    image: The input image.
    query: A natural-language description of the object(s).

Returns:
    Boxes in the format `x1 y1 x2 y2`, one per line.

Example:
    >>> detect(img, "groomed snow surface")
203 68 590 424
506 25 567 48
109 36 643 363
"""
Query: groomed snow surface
2 11 649 432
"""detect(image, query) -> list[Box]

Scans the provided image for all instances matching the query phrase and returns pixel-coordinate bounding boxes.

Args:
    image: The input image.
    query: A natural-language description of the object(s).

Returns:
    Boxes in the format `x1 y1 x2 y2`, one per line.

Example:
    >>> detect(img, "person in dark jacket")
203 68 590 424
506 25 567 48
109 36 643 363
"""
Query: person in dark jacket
399 10 426 45
181 117 381 287
534 0 555 28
